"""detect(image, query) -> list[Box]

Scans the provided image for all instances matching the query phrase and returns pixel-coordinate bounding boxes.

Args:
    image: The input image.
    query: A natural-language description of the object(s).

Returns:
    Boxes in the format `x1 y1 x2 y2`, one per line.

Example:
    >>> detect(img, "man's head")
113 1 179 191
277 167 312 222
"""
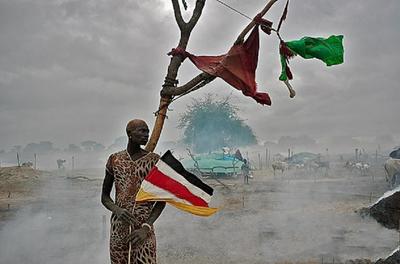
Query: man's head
126 119 149 146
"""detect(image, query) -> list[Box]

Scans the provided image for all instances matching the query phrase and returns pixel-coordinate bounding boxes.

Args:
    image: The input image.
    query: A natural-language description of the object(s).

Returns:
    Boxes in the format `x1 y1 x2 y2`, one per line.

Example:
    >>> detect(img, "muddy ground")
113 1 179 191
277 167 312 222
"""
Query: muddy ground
0 164 398 264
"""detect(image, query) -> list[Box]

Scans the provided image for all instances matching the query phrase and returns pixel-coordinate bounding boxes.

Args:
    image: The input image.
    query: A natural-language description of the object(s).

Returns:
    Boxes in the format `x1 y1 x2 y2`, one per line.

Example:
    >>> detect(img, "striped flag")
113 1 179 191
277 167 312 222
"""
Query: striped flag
136 150 218 216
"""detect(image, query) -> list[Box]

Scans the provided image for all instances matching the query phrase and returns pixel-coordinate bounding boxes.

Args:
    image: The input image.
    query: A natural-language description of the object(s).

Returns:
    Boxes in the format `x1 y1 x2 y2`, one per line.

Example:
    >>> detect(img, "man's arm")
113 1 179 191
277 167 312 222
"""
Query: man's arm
101 171 118 212
145 201 166 226
101 170 135 224
127 201 166 245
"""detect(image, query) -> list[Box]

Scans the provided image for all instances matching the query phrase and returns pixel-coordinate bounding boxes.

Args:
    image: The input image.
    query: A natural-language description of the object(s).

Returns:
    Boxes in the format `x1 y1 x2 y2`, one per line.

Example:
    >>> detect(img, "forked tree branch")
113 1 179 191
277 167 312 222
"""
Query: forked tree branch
188 0 206 28
146 0 207 152
146 0 279 152
171 0 185 30
163 0 279 98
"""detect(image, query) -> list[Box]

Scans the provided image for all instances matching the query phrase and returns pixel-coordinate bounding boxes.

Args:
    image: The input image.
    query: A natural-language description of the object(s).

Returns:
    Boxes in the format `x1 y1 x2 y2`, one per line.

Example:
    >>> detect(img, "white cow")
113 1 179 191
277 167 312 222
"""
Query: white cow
345 161 370 175
272 161 288 176
355 162 370 176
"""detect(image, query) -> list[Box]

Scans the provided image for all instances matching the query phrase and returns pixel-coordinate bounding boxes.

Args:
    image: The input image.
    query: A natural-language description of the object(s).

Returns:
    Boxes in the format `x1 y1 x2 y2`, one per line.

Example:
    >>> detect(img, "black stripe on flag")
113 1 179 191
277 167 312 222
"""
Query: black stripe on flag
161 150 214 196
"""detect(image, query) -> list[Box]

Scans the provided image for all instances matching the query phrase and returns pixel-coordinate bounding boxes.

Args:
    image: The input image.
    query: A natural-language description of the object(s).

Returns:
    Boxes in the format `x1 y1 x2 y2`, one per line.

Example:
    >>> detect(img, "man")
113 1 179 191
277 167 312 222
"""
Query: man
241 159 251 184
101 119 166 264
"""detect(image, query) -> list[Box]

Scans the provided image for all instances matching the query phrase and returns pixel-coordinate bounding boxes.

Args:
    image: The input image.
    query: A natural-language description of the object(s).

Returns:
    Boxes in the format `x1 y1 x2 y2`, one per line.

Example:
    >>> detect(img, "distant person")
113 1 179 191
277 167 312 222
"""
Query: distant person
241 159 251 184
101 119 165 264
234 149 244 161
56 159 66 169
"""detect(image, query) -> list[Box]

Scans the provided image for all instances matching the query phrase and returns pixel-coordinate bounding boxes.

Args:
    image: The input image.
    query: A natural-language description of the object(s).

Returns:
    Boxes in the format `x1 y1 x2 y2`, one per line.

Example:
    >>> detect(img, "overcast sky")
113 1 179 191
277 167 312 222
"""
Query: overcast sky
0 0 399 150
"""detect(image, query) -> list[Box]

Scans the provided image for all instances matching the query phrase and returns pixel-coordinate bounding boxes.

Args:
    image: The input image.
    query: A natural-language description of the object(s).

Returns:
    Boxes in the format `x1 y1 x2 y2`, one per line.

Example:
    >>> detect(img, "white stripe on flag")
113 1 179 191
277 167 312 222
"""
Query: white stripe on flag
156 160 212 203
141 180 189 204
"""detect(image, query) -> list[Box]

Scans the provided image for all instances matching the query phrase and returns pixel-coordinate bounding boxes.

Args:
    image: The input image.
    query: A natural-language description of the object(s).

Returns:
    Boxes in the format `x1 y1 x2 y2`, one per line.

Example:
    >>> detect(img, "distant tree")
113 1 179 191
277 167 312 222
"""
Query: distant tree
93 143 105 152
178 94 257 153
23 141 55 154
81 140 105 152
108 136 127 151
81 140 98 151
66 144 82 153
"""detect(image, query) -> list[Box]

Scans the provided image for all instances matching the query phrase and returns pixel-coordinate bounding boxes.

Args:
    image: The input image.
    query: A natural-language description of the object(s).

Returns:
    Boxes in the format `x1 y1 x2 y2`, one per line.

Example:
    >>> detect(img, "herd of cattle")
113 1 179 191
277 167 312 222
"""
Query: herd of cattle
269 149 400 189
271 159 331 175
271 157 370 176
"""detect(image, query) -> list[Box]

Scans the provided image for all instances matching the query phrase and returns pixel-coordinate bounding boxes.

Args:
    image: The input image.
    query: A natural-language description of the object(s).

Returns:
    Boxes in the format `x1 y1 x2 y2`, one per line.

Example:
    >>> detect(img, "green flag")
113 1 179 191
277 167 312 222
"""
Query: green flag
279 35 344 81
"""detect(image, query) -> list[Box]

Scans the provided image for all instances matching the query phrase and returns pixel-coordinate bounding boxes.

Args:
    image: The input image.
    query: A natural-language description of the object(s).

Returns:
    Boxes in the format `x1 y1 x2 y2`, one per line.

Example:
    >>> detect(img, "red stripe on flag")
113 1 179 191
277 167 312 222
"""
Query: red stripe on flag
146 167 208 207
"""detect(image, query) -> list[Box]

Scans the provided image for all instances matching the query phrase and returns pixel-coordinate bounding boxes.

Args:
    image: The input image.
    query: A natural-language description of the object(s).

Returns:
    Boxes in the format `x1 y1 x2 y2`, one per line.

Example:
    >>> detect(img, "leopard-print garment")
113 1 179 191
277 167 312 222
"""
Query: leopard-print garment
106 150 160 264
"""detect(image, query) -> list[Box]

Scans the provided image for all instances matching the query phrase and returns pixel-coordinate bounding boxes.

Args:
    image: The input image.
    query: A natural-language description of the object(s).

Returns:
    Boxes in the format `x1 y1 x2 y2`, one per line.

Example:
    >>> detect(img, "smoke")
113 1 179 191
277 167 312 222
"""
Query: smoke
0 158 398 263
0 174 109 264
156 166 398 263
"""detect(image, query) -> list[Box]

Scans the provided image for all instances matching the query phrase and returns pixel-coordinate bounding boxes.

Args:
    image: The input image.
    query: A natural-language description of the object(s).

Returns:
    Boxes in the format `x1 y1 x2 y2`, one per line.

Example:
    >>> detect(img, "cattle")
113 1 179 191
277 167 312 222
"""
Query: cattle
344 160 356 171
21 161 33 168
355 162 370 176
344 160 370 176
384 158 400 188
272 161 288 176
307 160 329 170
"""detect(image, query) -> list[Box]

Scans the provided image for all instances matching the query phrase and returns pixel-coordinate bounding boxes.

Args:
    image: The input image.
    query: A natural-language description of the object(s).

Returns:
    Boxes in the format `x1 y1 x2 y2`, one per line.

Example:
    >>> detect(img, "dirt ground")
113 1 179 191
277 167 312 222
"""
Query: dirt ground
0 164 398 264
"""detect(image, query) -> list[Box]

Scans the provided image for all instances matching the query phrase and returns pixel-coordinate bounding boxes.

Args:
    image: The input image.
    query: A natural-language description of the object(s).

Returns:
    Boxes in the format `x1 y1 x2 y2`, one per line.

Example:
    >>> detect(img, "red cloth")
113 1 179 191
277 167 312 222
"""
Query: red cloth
169 26 271 105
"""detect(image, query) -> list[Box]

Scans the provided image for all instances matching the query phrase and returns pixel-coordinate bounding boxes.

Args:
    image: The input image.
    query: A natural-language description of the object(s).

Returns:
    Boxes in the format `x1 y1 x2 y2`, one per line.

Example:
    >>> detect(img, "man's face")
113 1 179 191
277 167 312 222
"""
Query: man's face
128 124 149 146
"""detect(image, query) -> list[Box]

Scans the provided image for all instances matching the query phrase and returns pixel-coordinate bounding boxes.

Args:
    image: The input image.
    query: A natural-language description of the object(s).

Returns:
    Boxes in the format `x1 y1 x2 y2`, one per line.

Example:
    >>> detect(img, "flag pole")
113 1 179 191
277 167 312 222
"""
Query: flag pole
128 225 132 264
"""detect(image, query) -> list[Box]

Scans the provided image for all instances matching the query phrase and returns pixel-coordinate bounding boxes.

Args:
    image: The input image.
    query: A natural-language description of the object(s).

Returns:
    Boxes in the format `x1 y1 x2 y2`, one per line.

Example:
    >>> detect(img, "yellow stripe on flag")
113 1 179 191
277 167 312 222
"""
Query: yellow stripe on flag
136 188 218 217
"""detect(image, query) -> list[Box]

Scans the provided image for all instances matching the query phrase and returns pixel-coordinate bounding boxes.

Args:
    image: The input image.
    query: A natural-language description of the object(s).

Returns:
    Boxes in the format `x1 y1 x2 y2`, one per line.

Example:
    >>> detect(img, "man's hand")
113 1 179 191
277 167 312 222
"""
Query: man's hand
114 207 135 224
126 226 150 245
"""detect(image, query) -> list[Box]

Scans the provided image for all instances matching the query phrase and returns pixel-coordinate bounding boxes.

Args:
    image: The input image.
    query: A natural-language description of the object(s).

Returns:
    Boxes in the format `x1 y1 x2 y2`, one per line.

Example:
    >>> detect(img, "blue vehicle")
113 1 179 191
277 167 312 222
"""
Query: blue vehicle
182 152 244 178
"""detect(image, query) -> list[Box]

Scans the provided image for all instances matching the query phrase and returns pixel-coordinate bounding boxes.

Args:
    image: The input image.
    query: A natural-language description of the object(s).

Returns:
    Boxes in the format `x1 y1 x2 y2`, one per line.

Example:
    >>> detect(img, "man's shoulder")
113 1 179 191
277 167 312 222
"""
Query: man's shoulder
108 150 126 160
147 152 160 160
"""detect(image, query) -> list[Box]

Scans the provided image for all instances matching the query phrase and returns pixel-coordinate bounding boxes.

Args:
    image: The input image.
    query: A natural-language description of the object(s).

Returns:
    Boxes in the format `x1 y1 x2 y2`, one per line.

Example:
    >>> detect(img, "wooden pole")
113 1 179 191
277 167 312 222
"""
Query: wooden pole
7 191 11 210
128 225 132 264
102 215 107 241
34 153 37 170
17 153 20 167
268 149 271 167
145 97 171 152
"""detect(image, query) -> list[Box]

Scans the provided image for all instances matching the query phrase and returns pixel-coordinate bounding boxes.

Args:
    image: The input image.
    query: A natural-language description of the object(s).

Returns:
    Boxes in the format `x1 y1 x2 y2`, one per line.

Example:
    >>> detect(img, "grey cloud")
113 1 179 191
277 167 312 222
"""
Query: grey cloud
0 0 399 150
